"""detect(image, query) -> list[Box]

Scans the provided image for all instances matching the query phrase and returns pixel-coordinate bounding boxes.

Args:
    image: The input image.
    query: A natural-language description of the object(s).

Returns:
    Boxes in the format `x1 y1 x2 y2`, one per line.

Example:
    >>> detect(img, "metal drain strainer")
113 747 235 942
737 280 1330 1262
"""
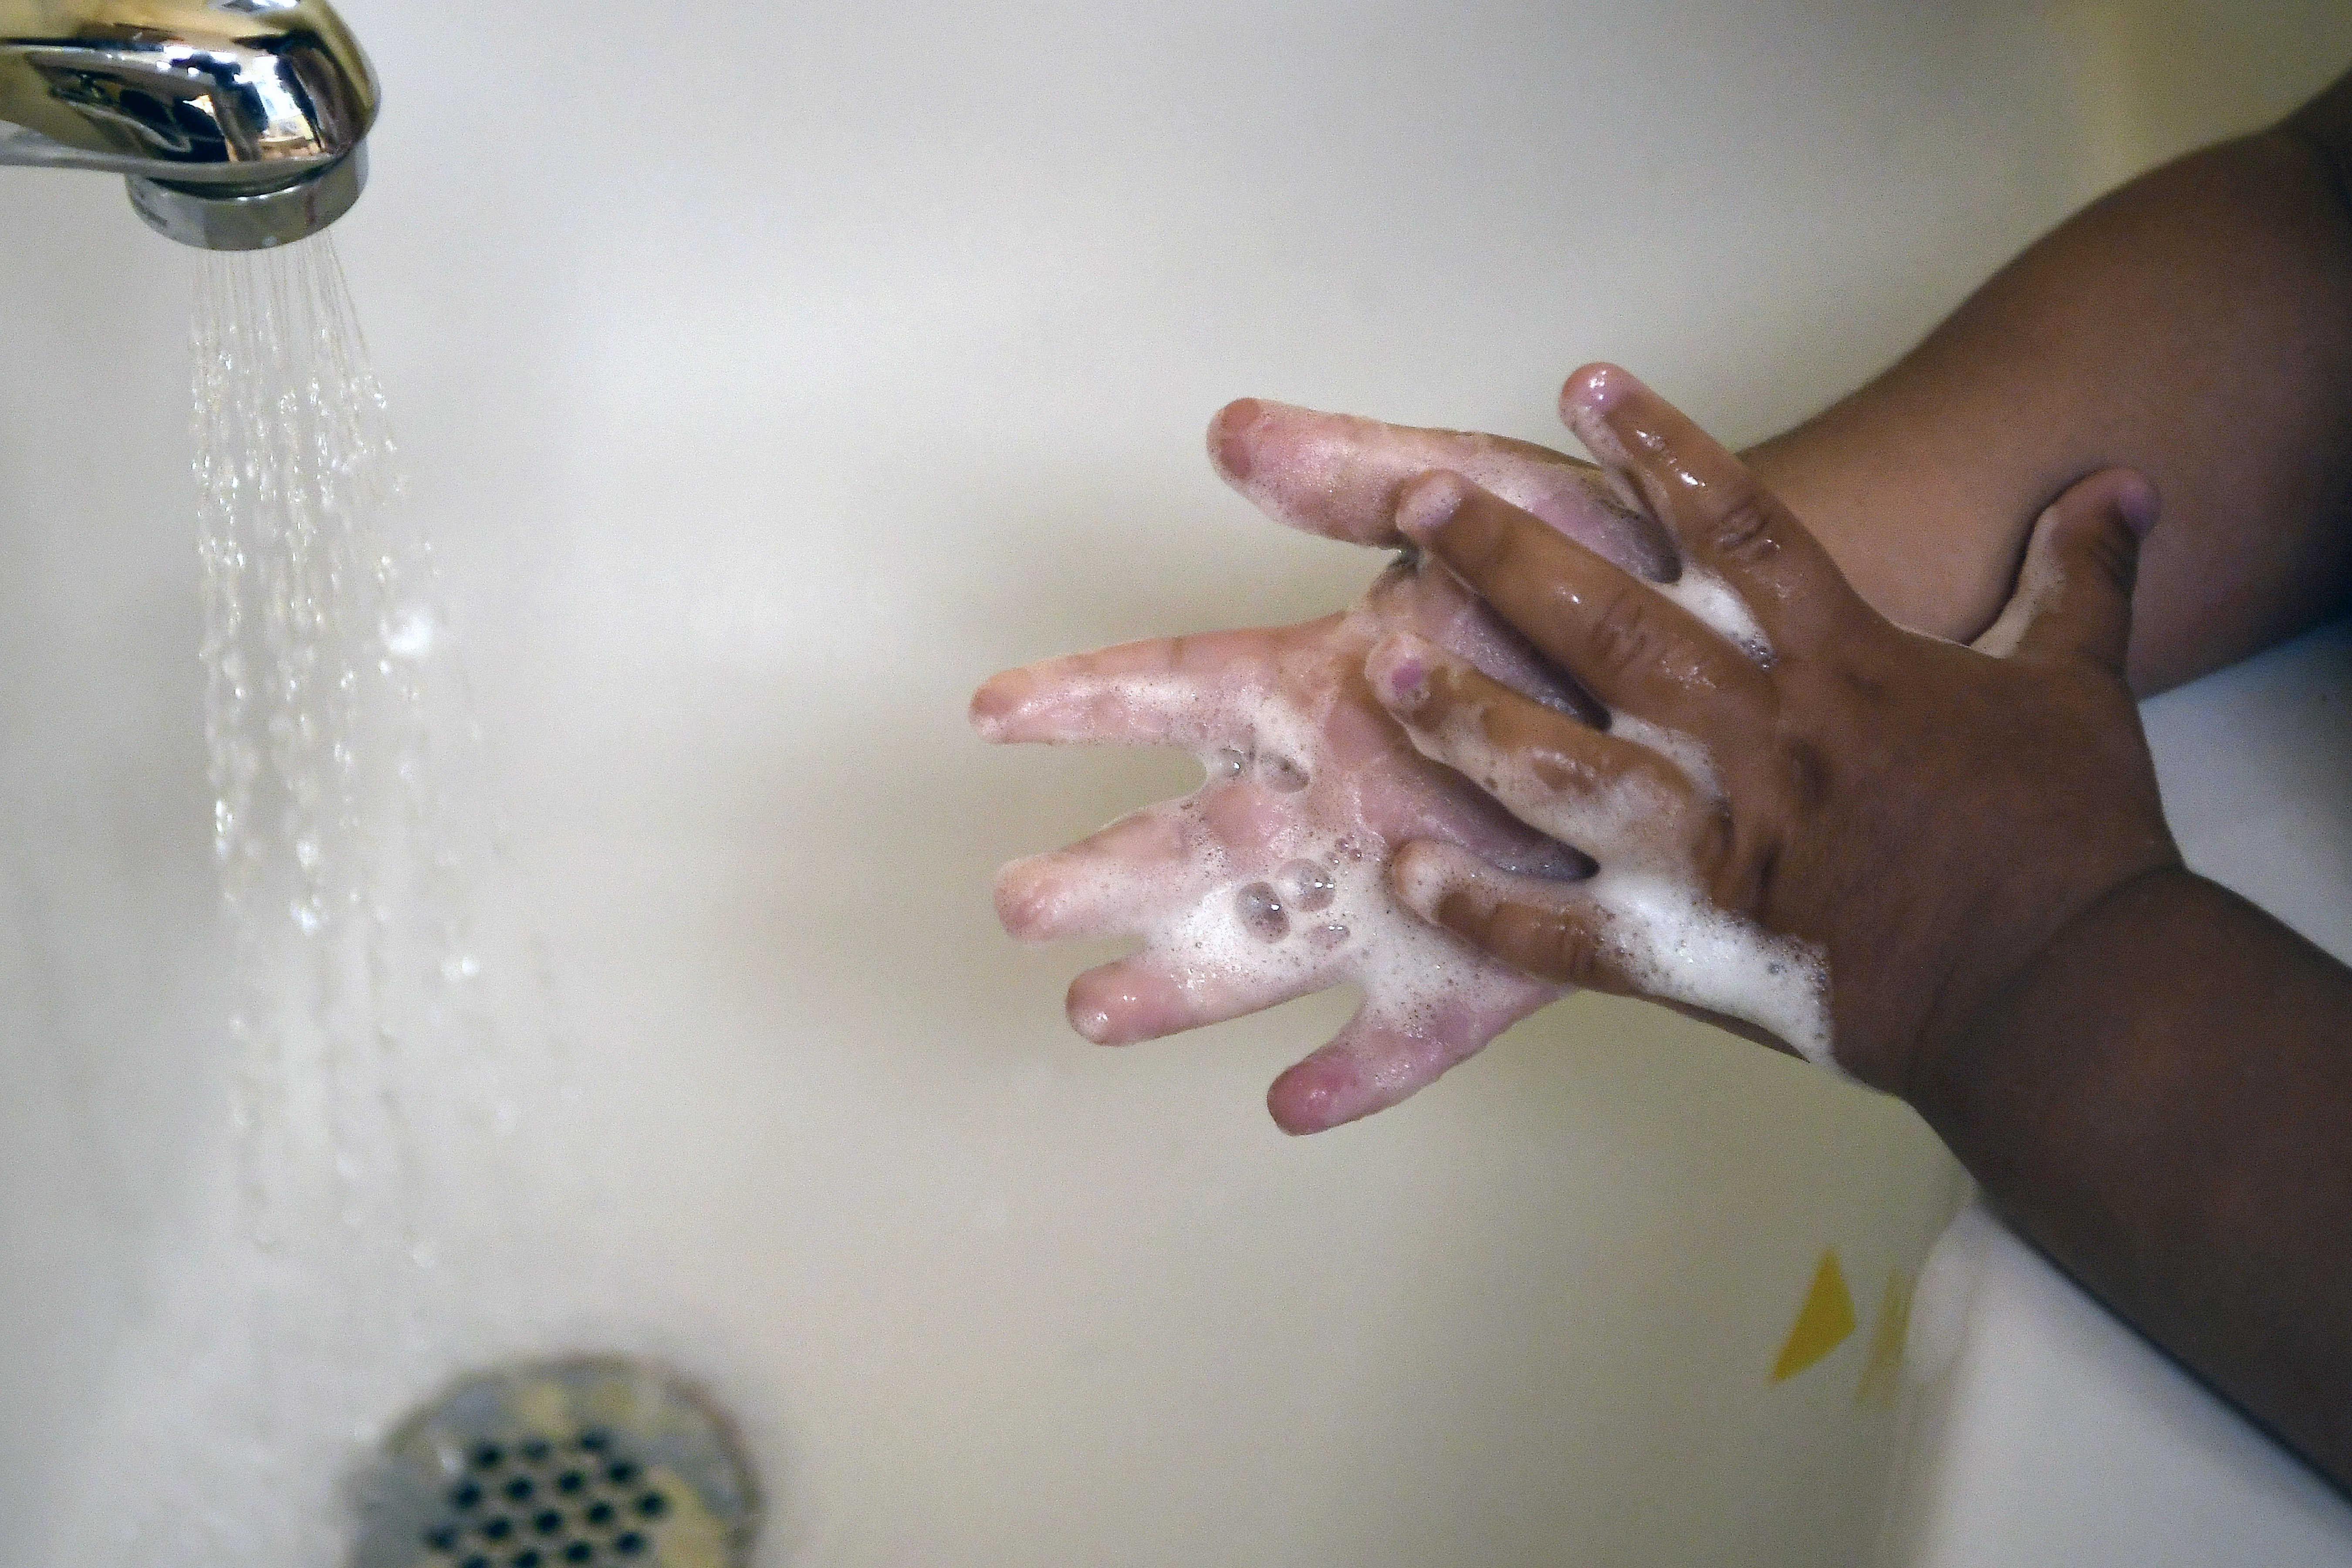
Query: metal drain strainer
353 1356 759 1568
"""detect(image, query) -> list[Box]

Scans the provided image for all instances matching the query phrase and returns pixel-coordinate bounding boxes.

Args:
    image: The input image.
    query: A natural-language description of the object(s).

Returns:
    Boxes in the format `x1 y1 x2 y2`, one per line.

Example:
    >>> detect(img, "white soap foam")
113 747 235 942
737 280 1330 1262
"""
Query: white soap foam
989 569 1575 1068
1585 872 1832 1067
1379 631 1834 1069
1609 713 1723 805
1970 507 2067 659
1658 564 1773 664
1145 709 1539 1041
996 402 1838 1103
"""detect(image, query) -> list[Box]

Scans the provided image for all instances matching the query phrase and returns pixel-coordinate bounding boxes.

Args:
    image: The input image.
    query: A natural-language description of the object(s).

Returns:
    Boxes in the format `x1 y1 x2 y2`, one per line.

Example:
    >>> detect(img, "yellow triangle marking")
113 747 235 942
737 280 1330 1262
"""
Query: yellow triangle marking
1855 1271 1914 1409
1771 1247 1857 1382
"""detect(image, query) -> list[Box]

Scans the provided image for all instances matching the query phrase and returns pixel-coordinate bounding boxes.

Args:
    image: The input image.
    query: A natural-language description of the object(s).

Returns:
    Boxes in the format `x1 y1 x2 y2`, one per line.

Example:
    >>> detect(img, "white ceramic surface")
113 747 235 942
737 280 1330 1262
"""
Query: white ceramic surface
0 3 2344 1565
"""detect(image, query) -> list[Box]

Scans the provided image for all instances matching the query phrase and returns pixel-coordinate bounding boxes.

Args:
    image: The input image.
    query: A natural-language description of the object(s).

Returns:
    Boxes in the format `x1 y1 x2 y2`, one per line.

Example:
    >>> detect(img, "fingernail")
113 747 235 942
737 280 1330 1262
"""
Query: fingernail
1394 470 1471 544
1206 398 1267 485
1560 362 1636 425
1364 632 1434 711
967 676 1018 740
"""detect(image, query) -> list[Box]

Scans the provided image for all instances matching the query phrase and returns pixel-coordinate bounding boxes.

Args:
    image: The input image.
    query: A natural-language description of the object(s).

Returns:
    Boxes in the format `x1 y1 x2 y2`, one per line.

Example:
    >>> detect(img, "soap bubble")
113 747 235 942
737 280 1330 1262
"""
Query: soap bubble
1235 882 1289 942
1275 859 1335 912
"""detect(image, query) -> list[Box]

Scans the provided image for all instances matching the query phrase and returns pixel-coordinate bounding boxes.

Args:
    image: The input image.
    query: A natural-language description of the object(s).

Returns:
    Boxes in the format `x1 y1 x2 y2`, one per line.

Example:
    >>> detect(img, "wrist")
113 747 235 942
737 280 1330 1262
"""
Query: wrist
1901 861 2207 1125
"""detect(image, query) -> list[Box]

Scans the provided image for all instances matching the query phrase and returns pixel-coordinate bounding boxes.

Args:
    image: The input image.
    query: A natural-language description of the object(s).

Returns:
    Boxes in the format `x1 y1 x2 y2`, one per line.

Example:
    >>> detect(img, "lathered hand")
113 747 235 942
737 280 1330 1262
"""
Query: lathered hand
974 562 1579 1134
973 402 1703 1132
1370 365 2178 1095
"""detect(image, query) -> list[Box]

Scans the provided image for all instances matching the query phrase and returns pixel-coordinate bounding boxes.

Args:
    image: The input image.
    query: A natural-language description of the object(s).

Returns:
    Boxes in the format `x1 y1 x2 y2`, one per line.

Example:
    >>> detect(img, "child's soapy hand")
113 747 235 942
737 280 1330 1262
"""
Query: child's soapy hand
973 409 1692 1133
1370 365 2182 1095
973 563 1577 1134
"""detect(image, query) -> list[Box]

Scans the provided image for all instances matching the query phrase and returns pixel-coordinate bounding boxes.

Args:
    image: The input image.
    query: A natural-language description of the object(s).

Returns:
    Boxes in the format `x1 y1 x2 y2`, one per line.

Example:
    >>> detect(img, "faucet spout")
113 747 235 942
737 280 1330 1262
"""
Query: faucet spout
0 0 378 249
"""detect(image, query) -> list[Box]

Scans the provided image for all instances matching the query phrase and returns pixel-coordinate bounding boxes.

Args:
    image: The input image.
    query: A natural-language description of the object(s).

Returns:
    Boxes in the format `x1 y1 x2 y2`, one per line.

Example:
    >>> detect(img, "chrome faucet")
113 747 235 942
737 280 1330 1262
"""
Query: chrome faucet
0 0 377 249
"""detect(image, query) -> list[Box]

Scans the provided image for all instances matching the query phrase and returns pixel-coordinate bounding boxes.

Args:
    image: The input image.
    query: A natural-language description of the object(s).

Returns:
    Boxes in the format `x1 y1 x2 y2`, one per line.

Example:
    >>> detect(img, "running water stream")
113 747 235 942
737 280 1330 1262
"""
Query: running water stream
69 235 599 1564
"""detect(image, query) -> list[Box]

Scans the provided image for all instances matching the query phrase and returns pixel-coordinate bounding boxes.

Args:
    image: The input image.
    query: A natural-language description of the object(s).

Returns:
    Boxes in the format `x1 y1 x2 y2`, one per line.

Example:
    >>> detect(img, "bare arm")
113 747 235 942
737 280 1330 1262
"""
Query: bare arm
978 62 2352 1491
1376 365 2352 1489
1916 867 2352 1483
1749 68 2352 694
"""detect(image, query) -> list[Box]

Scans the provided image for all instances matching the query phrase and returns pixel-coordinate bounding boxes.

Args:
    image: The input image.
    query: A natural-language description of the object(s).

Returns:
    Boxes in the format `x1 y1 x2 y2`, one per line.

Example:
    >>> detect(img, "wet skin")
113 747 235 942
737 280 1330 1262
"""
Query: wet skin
1371 365 2178 1099
1363 365 2352 1496
975 63 2352 1487
976 365 2177 1101
977 362 2352 1487
974 380 1864 1130
971 477 1634 1134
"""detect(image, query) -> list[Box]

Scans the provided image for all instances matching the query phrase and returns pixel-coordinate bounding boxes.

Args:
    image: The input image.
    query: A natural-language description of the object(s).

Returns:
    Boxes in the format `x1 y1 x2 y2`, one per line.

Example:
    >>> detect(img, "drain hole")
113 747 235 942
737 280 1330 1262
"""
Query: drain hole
364 1357 758 1568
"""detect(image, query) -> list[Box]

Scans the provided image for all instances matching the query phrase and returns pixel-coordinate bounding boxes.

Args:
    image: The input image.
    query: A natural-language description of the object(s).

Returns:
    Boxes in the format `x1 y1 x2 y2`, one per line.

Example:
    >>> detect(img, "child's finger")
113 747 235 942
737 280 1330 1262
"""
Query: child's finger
970 628 1289 749
992 803 1219 941
1366 632 1697 865
1391 841 1643 992
1559 364 1868 652
1395 472 1772 742
1264 987 1558 1135
1063 953 1319 1046
1209 396 1672 577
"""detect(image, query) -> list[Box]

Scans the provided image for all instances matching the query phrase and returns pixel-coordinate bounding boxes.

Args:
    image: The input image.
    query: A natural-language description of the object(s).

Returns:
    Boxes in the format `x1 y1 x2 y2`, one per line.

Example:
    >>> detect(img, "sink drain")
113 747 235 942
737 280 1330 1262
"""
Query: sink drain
354 1357 759 1568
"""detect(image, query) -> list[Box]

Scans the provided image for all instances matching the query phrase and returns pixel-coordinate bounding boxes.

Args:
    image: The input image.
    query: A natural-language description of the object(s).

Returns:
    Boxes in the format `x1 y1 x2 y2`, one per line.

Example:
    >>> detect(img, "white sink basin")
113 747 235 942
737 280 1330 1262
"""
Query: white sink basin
1 4 2346 1563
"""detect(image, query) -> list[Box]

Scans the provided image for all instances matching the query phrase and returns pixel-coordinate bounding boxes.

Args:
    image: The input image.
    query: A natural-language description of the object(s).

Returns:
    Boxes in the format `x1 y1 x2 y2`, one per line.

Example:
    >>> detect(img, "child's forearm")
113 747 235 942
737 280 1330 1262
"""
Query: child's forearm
1747 71 2352 695
1912 867 2352 1485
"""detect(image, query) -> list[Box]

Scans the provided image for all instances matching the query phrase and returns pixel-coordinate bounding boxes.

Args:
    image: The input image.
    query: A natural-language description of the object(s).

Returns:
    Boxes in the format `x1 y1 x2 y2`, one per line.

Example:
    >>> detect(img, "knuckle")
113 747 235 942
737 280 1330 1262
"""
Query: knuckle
1707 490 1782 565
1447 506 1518 581
1829 657 1889 706
1541 911 1609 988
1779 735 1832 812
1528 749 1599 798
1467 896 1605 988
1585 584 1659 678
2072 517 2140 594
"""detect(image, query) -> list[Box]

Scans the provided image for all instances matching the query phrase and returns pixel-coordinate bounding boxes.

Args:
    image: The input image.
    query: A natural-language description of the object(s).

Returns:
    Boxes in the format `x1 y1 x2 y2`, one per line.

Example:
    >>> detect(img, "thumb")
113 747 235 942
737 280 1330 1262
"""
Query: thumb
1971 467 2158 673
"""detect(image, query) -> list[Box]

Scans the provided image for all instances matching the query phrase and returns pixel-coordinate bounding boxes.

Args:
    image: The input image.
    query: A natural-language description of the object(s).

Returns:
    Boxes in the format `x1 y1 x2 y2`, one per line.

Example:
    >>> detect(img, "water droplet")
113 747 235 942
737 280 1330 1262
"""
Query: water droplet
385 607 437 659
1235 882 1289 942
1211 747 1248 781
1275 859 1335 912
